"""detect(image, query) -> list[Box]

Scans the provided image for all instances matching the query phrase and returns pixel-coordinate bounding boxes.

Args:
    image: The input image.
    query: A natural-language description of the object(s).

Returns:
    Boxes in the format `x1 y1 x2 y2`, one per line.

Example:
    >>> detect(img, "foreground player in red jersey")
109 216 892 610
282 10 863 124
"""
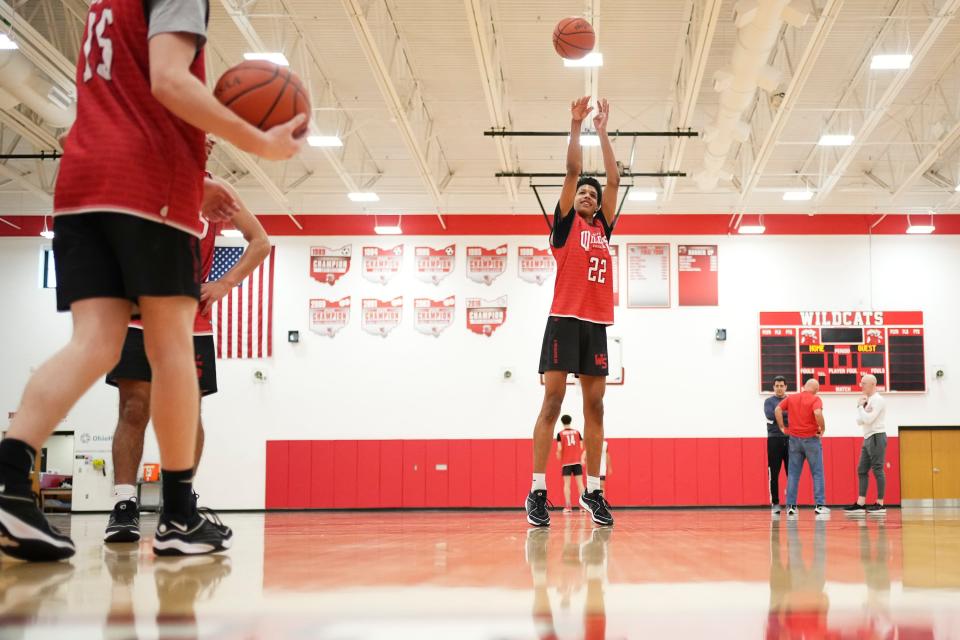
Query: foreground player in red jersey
0 0 304 561
104 168 269 544
526 97 619 528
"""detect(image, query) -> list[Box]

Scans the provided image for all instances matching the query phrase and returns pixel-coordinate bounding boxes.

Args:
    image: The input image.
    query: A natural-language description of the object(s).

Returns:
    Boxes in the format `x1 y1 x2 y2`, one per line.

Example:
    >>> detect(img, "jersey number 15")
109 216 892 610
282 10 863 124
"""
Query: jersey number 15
83 8 114 82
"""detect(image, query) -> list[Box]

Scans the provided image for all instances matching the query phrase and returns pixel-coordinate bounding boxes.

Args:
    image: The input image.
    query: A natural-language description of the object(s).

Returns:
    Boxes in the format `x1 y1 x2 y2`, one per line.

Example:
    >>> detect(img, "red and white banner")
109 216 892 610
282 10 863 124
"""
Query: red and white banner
626 243 670 308
362 245 404 285
466 244 507 285
414 245 455 285
309 297 350 338
466 296 507 336
310 245 351 285
362 297 403 337
414 296 455 337
678 244 718 306
517 246 556 285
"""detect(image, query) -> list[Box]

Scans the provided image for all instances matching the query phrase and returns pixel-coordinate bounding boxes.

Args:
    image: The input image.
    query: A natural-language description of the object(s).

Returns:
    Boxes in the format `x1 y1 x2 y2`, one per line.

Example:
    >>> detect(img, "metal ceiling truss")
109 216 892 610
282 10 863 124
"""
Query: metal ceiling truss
737 0 845 201
464 0 518 201
341 0 452 229
662 0 723 201
810 0 960 203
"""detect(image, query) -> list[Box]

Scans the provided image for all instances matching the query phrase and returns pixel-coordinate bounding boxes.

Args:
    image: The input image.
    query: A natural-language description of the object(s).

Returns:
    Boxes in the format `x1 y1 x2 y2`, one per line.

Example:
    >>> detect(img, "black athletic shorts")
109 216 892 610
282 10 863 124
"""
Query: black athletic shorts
53 212 201 312
538 316 609 376
106 328 218 396
562 464 583 477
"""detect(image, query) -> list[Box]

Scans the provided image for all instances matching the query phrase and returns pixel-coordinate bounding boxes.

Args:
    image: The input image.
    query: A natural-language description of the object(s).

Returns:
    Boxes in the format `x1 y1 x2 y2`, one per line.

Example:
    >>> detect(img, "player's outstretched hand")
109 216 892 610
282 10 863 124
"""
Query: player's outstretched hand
201 177 240 222
571 96 593 122
257 113 308 161
592 98 610 133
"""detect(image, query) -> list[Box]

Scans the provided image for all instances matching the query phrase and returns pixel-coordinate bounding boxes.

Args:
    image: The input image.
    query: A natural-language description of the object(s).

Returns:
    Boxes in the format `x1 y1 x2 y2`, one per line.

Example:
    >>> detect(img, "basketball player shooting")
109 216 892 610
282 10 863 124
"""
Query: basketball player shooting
525 96 619 528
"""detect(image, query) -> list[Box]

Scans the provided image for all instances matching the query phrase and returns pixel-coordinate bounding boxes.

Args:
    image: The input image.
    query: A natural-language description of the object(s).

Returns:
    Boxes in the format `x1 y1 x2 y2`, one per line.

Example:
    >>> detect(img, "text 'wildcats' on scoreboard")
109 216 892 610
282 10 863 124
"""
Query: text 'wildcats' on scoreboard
759 311 925 394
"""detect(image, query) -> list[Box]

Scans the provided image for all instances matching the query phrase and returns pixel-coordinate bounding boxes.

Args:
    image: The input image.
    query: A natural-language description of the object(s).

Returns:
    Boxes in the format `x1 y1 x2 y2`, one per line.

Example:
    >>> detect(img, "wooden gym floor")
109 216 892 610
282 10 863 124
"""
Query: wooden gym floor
1 509 958 638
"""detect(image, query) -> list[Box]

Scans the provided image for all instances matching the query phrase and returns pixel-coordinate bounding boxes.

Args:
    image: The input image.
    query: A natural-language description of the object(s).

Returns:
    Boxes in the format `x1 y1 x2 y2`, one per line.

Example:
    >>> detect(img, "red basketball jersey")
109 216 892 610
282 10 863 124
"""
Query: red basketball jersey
549 212 614 325
557 428 583 466
54 0 208 237
129 217 221 335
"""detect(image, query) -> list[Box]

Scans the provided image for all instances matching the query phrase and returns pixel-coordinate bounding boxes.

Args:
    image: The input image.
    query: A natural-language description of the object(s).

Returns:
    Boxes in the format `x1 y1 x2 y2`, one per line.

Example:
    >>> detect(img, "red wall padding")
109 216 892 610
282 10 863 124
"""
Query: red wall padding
265 437 901 509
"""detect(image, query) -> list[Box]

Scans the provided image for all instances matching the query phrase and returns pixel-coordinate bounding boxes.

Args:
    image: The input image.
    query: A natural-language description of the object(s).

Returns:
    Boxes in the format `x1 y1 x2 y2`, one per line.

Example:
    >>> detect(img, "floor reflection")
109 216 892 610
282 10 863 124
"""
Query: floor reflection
0 510 957 638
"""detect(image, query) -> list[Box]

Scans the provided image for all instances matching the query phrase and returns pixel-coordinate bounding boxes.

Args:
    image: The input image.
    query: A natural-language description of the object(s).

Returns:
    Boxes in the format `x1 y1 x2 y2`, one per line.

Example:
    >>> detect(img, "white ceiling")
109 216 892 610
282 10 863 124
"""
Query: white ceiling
1 0 959 219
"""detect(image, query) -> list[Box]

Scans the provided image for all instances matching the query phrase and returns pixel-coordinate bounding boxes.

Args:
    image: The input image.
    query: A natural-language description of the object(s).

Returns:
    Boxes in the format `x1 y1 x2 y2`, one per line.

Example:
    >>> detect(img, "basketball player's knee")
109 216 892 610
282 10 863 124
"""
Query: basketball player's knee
75 331 124 372
120 395 150 432
143 335 192 374
542 393 564 421
584 395 604 421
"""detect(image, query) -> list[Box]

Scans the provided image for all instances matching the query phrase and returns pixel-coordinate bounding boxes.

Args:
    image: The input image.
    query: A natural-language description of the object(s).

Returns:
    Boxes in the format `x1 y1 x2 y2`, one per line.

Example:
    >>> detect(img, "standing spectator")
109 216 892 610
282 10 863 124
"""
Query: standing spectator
775 379 829 516
845 374 888 515
556 415 584 514
765 376 790 514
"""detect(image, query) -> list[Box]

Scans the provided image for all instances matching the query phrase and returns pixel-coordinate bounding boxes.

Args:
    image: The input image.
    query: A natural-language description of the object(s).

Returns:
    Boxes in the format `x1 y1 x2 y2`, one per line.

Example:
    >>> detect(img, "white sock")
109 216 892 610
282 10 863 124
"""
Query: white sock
113 484 136 505
587 476 601 492
531 473 547 492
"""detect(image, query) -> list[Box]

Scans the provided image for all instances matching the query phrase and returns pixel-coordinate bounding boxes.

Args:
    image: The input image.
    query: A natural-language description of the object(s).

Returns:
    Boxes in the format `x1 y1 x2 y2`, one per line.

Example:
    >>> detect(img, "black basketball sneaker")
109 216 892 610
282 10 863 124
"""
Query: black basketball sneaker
104 499 141 543
0 488 75 561
152 508 233 557
579 489 614 526
525 490 551 527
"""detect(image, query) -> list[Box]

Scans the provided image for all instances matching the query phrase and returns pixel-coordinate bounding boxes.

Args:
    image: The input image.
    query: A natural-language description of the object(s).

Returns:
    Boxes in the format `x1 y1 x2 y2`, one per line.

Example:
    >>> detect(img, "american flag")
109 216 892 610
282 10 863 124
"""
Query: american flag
209 245 275 359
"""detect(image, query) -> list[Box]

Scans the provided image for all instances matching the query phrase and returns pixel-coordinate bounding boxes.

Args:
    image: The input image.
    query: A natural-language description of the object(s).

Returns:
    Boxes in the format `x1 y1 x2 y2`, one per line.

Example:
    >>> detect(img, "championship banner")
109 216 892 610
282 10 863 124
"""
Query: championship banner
610 244 620 306
466 244 508 285
517 246 556 285
414 245 455 285
361 297 403 337
627 243 670 308
362 245 404 285
414 296 455 337
466 296 507 337
310 245 351 285
309 297 350 338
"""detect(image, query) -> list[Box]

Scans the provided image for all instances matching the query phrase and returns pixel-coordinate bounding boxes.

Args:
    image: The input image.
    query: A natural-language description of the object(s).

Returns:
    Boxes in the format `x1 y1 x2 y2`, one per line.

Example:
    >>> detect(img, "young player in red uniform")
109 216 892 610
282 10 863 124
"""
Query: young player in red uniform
104 167 269 544
556 415 584 513
0 0 304 561
526 97 619 528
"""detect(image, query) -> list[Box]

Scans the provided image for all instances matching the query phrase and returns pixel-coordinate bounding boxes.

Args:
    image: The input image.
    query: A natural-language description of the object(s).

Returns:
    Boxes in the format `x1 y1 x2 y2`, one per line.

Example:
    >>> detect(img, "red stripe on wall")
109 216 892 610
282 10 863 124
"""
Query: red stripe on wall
264 437 902 509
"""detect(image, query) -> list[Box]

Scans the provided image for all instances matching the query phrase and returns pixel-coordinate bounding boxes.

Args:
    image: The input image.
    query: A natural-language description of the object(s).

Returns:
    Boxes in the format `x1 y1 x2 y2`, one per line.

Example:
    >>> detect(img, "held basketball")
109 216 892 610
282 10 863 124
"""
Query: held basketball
553 17 595 60
214 60 310 137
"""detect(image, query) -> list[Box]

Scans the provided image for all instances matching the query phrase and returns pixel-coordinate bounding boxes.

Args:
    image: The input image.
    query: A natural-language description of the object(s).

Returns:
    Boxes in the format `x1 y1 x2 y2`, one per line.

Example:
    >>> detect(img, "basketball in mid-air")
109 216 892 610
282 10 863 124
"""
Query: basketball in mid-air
553 17 596 60
214 60 310 137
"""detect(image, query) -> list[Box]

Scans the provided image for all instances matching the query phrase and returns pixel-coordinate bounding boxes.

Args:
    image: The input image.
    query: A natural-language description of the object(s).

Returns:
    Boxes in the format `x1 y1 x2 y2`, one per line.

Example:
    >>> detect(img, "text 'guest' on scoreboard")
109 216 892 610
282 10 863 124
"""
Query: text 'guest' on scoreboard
759 311 925 394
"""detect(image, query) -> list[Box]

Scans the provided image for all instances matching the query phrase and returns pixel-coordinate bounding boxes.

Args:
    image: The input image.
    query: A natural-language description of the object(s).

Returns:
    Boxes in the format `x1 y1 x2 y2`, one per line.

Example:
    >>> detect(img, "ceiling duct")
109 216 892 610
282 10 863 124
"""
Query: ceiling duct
0 49 75 128
694 0 809 190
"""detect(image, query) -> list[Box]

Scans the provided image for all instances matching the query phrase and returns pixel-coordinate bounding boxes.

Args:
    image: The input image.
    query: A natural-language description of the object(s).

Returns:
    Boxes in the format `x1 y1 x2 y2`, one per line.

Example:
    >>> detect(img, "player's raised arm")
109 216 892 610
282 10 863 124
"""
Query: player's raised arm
594 99 620 228
558 96 593 217
148 32 303 161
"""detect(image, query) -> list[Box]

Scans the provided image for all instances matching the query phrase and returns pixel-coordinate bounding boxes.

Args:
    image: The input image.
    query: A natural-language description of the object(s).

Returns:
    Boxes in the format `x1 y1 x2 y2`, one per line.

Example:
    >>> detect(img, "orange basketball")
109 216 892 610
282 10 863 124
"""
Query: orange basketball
214 60 310 138
553 17 595 60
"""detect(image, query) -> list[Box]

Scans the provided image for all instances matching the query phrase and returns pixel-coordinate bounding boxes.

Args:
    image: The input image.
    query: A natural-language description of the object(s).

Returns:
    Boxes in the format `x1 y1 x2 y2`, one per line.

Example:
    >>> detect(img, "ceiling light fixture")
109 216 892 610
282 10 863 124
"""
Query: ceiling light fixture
568 134 600 147
563 53 603 68
307 135 343 148
0 34 18 50
243 52 289 66
348 192 380 202
818 134 855 146
39 216 53 239
783 190 814 201
906 213 935 234
628 190 658 201
870 54 912 70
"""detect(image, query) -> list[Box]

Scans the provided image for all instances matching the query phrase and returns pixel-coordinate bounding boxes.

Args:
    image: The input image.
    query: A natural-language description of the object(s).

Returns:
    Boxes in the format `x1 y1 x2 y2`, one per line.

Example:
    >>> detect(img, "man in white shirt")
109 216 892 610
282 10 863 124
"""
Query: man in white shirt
844 374 888 515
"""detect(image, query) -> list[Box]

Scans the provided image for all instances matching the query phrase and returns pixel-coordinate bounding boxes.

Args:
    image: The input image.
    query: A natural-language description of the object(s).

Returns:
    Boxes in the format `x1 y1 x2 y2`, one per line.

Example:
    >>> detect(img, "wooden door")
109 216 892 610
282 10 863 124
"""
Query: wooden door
900 430 933 501
932 430 960 500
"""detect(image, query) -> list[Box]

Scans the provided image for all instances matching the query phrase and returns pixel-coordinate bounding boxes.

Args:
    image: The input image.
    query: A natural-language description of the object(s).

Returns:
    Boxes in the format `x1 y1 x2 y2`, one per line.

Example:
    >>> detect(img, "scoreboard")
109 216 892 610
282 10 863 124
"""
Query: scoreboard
759 311 925 393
